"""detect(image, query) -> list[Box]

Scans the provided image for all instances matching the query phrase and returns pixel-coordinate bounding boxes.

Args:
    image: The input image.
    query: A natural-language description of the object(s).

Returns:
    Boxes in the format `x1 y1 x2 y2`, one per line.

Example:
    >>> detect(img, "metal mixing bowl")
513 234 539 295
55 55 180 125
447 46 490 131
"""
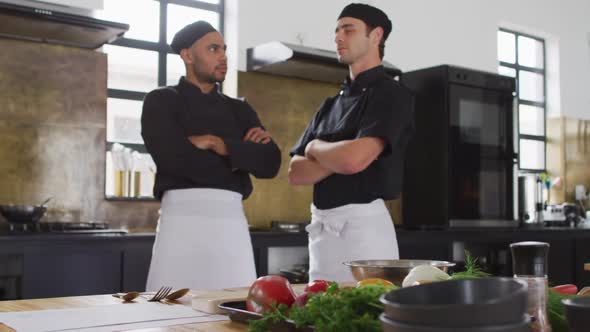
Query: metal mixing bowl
343 259 456 286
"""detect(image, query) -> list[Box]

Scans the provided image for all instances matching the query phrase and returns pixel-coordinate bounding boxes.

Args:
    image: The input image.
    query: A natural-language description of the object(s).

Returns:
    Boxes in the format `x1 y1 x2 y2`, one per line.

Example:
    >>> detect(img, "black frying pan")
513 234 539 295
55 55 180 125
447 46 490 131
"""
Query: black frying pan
0 205 47 223
0 197 51 224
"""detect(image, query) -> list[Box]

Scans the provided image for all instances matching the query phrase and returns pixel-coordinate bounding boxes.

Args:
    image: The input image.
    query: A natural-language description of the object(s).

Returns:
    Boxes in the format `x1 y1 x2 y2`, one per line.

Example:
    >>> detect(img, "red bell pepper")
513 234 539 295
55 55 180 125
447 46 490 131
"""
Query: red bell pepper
551 284 578 295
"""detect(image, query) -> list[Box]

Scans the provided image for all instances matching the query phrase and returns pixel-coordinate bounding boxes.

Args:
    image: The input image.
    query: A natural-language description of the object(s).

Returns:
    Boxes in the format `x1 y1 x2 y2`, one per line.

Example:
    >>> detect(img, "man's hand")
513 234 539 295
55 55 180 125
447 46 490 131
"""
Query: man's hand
243 127 272 144
188 135 228 156
304 139 318 161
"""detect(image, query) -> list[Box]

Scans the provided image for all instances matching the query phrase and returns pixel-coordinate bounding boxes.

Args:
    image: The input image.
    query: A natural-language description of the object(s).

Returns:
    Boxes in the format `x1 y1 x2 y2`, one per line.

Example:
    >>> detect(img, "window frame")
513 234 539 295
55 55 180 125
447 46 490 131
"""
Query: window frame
498 28 547 173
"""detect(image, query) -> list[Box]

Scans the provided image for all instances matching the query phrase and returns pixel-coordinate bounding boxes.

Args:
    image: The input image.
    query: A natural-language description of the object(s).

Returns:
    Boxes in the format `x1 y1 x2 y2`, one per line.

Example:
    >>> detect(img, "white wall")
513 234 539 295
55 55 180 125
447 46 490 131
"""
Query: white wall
238 0 590 119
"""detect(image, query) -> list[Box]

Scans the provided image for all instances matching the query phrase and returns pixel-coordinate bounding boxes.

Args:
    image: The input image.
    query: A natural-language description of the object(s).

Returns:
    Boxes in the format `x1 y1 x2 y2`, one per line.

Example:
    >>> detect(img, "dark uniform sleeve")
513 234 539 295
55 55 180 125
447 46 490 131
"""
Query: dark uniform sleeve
224 102 281 179
289 116 317 157
356 84 415 156
141 88 233 185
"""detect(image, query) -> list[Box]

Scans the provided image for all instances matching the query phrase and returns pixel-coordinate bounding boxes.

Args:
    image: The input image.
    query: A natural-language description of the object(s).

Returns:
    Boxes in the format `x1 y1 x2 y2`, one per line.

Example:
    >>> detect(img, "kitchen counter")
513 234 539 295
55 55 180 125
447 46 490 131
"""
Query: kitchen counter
0 290 247 331
1 227 589 301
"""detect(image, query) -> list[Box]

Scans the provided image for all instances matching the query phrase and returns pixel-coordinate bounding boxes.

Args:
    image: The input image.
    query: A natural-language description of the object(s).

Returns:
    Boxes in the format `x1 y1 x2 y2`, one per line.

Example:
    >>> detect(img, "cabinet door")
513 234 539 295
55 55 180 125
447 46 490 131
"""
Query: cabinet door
122 243 153 292
0 254 23 300
22 245 122 299
575 239 590 288
547 239 574 285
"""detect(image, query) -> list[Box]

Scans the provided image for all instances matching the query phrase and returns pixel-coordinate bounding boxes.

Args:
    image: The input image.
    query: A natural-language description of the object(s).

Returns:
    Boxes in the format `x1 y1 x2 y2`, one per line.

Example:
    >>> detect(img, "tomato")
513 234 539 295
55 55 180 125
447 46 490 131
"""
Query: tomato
551 284 578 295
356 278 394 288
304 280 331 294
245 275 297 313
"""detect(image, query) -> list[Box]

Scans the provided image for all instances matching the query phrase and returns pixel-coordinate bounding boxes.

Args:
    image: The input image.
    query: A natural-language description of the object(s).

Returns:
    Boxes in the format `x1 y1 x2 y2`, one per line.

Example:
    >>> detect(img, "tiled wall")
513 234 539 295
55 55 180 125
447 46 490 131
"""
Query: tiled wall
0 39 159 229
237 71 339 227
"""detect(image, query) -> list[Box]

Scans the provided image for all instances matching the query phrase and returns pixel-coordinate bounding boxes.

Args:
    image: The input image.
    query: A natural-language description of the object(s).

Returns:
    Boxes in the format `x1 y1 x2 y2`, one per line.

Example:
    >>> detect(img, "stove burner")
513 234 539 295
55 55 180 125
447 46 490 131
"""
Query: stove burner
3 222 127 234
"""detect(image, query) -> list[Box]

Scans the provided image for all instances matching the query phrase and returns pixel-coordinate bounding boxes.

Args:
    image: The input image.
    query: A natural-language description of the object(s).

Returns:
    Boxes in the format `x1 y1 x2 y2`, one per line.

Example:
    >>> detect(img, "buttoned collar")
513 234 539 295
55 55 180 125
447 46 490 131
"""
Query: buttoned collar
340 65 386 96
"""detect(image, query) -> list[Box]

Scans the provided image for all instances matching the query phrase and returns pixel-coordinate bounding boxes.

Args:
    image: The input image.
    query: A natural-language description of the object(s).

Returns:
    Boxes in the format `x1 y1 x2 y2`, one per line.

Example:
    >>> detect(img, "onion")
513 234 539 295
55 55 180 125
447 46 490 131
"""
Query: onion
402 265 451 287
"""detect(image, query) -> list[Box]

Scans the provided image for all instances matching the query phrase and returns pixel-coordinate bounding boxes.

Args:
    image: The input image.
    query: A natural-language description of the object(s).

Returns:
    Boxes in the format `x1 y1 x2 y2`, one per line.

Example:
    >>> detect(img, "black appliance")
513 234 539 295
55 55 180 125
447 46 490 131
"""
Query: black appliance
401 65 517 229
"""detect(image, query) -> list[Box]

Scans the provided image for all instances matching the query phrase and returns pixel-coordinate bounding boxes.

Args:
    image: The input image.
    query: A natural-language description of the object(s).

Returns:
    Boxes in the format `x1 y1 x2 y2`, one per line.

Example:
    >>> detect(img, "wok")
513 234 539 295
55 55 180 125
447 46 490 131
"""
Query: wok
0 198 51 224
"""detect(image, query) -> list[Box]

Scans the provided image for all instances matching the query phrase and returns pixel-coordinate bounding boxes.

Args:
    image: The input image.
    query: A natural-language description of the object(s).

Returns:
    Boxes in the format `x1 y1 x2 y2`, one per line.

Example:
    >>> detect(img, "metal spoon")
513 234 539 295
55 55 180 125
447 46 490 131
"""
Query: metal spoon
112 291 140 302
165 288 190 300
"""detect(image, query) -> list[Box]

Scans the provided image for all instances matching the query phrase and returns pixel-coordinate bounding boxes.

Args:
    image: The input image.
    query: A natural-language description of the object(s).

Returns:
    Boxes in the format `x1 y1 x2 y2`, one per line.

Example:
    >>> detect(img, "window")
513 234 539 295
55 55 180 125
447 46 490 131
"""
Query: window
497 29 546 172
100 0 225 199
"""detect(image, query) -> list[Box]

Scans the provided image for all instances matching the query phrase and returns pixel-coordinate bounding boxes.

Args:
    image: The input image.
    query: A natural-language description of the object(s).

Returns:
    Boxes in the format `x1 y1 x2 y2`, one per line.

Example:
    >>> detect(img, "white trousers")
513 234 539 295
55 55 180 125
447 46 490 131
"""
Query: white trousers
146 188 257 291
306 199 399 282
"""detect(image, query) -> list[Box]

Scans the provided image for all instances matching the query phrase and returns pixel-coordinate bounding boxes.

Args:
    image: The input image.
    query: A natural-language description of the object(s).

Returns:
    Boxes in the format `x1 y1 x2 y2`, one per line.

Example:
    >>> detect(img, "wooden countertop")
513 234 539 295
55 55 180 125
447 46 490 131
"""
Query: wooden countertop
0 292 248 332
585 263 590 271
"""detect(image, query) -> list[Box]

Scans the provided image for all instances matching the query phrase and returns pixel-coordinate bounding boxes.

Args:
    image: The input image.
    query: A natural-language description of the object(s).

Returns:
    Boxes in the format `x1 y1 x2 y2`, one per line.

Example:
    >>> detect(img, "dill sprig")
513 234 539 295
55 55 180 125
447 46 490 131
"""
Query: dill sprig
450 250 491 279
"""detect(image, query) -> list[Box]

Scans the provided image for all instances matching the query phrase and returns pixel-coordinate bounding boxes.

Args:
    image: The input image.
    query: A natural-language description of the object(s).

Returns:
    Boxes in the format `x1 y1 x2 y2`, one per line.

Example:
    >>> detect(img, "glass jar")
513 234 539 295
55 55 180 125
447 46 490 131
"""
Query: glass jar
510 241 551 332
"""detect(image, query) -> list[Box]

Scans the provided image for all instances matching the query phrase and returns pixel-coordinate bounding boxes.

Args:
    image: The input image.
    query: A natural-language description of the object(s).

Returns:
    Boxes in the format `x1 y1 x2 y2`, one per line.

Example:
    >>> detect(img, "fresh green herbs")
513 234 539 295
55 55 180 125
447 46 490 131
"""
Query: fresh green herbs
248 282 396 332
450 251 491 280
547 290 578 332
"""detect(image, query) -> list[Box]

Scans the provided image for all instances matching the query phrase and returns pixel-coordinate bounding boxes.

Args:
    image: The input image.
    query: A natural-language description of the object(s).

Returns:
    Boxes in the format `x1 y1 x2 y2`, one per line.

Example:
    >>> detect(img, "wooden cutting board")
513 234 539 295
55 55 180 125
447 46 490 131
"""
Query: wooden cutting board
192 285 308 314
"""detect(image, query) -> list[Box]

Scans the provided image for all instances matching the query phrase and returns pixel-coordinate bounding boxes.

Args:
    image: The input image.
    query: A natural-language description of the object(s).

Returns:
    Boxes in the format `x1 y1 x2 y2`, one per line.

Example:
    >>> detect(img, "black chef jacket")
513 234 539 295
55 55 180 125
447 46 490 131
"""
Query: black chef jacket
290 65 414 210
141 77 281 200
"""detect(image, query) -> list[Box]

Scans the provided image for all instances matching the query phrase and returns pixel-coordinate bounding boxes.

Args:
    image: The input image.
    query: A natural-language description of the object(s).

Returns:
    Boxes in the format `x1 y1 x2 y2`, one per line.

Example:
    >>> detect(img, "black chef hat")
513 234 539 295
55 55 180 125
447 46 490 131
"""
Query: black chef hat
338 3 392 41
170 21 217 54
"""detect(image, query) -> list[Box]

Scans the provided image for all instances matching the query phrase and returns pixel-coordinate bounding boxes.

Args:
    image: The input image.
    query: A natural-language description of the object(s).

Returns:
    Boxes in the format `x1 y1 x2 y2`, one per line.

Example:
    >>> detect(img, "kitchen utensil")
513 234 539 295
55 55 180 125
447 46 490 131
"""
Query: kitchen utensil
148 286 172 302
562 297 590 332
218 301 314 332
192 288 250 314
192 284 309 314
39 197 53 206
380 313 530 332
518 174 537 225
0 204 47 223
112 291 140 302
165 288 190 301
380 277 528 327
113 287 188 303
343 259 455 286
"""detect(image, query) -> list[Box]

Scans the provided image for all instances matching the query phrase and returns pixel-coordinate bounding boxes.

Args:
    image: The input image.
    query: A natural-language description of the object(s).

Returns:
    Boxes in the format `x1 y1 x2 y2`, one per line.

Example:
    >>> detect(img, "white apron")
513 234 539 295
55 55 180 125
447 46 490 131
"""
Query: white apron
306 199 399 282
146 188 257 291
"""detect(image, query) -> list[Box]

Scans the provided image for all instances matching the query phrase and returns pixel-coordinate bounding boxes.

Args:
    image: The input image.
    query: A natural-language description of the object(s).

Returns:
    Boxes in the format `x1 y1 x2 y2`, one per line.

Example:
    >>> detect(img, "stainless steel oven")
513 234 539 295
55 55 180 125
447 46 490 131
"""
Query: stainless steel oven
401 65 517 228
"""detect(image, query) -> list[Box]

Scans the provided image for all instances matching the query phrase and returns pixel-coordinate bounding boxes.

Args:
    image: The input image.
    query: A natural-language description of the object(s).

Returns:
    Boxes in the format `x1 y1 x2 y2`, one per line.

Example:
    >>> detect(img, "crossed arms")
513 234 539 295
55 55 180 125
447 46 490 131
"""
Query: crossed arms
288 137 385 185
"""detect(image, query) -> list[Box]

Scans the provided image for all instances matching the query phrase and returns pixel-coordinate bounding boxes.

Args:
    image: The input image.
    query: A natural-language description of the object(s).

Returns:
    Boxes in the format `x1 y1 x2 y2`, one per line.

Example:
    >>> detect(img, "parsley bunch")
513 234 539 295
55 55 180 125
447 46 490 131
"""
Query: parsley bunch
248 282 396 332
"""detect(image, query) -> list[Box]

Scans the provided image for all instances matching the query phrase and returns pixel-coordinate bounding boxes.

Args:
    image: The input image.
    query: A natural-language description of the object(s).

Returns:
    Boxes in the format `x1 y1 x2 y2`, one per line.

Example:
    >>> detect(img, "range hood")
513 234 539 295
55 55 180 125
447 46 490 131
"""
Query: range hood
246 41 403 84
0 2 129 49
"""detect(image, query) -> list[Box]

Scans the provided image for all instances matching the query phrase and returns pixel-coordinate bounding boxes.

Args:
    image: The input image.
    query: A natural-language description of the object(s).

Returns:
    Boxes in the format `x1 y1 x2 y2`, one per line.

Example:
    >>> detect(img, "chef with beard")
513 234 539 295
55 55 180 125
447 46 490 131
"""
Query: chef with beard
142 21 281 290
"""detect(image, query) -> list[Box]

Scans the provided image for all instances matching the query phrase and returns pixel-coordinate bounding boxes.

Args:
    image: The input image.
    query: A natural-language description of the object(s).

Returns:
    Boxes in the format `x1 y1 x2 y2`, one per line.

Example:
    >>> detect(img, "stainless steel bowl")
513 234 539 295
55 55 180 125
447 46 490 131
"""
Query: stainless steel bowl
343 259 456 285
